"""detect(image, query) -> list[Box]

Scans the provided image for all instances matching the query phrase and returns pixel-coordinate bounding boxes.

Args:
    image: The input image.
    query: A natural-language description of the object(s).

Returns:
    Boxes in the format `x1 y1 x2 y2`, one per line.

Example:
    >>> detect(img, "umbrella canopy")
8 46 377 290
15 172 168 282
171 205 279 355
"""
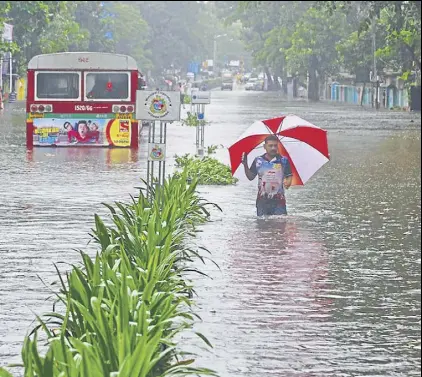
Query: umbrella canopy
228 115 330 186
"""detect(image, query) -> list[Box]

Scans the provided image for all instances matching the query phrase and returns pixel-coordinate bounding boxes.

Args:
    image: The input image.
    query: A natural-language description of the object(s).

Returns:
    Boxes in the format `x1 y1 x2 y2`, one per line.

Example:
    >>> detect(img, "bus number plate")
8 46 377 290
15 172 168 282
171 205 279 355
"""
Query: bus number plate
75 105 93 111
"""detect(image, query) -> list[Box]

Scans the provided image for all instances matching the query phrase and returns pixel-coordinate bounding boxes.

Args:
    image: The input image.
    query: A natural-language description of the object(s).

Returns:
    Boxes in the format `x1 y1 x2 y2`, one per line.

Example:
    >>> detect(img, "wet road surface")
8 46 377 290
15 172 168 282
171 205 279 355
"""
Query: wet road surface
0 90 420 376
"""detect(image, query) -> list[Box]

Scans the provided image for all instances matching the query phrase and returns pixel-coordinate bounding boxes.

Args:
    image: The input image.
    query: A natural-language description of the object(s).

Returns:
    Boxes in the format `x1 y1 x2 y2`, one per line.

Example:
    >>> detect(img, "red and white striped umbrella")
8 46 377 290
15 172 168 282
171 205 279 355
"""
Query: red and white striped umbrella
228 115 330 186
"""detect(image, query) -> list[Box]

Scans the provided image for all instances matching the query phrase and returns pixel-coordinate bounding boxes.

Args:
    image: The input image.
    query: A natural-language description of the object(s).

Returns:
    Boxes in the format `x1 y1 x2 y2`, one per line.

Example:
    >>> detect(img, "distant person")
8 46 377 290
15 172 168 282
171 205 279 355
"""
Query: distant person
177 82 185 109
242 135 293 216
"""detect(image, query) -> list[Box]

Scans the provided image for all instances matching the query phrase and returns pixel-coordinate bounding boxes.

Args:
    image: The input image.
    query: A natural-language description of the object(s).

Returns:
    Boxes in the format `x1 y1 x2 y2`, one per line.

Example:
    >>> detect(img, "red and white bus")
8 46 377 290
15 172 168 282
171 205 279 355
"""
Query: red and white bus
26 52 144 149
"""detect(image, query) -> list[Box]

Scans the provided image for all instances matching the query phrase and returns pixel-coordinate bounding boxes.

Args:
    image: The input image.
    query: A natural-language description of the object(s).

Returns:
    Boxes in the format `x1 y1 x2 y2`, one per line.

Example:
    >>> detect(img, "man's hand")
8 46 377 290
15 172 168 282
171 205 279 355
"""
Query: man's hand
284 176 293 190
243 152 257 181
242 152 248 167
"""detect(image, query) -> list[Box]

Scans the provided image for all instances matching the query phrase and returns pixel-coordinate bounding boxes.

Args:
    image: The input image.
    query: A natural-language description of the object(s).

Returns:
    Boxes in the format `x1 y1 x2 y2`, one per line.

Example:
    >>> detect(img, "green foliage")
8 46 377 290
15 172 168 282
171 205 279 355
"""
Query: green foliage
108 2 152 70
0 367 14 377
323 1 421 75
223 1 420 93
5 171 220 377
1 1 249 78
180 112 209 128
207 145 218 154
38 3 88 54
174 154 238 186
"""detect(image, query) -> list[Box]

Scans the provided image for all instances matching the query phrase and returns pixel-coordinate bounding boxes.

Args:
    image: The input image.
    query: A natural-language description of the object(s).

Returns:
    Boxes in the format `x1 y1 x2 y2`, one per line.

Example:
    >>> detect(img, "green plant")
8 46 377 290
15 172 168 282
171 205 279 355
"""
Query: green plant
206 145 218 154
9 170 220 377
180 112 209 127
0 367 13 377
174 154 238 186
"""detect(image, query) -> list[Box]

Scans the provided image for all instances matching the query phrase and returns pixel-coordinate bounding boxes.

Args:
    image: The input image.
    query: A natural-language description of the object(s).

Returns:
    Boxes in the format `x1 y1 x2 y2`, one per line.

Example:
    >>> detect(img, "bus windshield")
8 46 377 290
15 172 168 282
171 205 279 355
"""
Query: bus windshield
36 72 80 100
85 72 130 101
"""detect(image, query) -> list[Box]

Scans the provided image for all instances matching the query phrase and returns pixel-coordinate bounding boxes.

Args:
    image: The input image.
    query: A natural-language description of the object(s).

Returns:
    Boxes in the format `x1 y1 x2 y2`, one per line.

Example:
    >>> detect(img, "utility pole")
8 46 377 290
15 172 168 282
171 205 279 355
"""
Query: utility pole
372 17 379 109
0 55 3 90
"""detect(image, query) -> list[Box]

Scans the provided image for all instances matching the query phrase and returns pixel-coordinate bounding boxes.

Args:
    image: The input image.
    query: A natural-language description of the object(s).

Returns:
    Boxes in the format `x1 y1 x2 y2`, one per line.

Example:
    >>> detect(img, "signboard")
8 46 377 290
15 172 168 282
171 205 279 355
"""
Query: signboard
2 23 13 42
30 116 131 147
191 91 211 104
188 62 200 74
148 143 166 161
355 67 370 83
136 90 181 121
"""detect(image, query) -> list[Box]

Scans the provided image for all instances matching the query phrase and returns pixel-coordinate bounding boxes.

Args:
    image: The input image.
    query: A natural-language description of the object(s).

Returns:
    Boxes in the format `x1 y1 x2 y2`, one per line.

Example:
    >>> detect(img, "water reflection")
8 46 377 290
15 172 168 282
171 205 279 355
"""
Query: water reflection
0 95 420 376
25 146 139 167
191 214 338 377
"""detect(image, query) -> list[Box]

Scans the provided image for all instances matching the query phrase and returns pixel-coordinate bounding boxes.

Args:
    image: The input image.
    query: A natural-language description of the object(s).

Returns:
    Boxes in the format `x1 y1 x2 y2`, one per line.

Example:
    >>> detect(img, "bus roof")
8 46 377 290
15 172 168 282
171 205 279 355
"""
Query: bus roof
28 52 138 71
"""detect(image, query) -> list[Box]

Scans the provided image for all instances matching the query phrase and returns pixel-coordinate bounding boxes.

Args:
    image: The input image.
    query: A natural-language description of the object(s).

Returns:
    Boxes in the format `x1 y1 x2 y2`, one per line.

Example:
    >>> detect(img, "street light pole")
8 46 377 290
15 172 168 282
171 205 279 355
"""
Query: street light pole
213 38 217 69
213 34 227 73
372 17 379 109
0 56 3 90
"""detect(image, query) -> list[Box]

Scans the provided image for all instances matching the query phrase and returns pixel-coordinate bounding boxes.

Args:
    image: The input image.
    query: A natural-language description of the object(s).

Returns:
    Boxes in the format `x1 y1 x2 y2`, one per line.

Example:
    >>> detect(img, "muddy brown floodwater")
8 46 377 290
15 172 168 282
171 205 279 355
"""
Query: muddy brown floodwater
0 90 420 376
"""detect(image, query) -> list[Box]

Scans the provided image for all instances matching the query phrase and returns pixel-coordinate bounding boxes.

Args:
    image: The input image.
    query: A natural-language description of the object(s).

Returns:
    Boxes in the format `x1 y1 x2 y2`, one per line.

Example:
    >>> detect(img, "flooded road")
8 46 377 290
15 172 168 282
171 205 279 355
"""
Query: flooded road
0 91 421 376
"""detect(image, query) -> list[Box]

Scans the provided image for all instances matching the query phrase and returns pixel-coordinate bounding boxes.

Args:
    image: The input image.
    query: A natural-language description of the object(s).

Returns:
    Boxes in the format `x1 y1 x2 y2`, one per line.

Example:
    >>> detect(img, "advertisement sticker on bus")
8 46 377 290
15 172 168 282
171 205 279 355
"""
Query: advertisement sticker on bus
32 117 131 147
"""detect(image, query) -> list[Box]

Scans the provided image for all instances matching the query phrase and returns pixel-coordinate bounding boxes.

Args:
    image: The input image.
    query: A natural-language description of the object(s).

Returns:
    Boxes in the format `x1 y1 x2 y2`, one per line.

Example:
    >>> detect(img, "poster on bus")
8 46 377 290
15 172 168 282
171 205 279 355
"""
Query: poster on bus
31 117 132 147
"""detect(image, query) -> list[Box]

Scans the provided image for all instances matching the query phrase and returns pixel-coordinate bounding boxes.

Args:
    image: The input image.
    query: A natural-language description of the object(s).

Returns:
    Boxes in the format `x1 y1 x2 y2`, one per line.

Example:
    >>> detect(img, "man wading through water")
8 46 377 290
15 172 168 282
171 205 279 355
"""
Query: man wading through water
242 135 293 216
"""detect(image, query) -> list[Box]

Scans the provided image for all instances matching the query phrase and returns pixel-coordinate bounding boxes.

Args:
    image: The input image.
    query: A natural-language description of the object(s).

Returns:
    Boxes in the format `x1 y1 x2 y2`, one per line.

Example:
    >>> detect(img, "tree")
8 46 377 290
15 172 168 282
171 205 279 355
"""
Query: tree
322 1 421 74
71 1 114 53
107 2 151 71
0 2 19 58
38 2 89 54
1 2 68 74
135 1 210 75
284 5 349 100
224 1 288 89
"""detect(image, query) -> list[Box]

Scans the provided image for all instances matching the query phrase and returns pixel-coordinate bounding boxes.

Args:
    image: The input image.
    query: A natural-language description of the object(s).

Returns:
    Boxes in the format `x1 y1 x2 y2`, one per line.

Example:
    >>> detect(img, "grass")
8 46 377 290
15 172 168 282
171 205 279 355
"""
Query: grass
1 170 221 377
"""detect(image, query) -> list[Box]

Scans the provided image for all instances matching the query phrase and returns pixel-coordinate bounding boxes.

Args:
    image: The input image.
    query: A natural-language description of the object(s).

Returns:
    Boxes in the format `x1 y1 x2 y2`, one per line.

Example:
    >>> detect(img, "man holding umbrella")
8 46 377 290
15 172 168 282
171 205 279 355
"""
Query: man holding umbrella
229 115 329 217
242 135 293 216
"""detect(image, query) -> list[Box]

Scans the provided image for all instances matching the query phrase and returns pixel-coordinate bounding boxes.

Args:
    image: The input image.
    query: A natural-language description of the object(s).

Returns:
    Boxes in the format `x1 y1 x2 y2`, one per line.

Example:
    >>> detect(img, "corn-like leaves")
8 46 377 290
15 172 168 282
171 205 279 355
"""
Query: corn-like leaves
16 171 221 377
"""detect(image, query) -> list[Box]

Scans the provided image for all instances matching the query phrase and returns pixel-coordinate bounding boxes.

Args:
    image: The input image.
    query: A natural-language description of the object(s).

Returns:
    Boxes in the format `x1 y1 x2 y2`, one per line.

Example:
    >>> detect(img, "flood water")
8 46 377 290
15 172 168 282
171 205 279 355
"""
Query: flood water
0 91 420 376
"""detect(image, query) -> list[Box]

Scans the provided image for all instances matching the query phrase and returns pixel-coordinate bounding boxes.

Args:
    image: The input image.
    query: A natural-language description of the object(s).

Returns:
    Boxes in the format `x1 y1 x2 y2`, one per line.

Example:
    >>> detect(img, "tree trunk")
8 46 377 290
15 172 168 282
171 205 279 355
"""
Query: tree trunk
264 66 274 90
274 73 282 91
282 75 288 94
318 72 326 100
307 56 319 101
279 66 287 94
292 76 298 97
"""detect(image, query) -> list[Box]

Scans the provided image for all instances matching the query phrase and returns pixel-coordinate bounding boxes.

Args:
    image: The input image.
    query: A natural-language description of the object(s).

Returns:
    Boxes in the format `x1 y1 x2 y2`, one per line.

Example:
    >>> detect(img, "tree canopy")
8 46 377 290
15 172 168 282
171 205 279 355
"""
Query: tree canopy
1 1 250 77
221 0 421 99
1 0 420 97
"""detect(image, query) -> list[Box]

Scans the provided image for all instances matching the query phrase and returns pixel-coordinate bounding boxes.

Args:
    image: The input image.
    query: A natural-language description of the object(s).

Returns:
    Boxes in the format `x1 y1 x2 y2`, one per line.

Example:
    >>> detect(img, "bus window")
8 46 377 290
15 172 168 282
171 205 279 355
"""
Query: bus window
36 72 80 100
85 72 129 100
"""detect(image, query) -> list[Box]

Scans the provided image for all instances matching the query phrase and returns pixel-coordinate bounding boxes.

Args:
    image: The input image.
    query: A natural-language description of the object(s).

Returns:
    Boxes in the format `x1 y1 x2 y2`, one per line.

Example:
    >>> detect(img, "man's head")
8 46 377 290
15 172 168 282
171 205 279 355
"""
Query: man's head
77 121 89 139
264 135 280 158
63 122 73 131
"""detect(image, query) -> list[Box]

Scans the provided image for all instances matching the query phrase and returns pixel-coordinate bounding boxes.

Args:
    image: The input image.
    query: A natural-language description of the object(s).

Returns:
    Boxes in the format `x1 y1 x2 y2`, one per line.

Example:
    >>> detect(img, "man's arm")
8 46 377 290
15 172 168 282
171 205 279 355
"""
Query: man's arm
283 159 293 189
243 153 257 181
